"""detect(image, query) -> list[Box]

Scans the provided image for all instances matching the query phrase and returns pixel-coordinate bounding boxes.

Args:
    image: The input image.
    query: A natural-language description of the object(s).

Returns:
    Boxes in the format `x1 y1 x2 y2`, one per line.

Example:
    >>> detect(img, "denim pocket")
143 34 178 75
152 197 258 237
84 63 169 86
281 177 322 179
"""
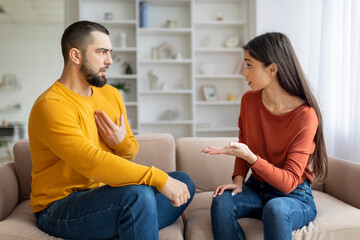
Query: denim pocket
44 199 63 218
291 180 314 206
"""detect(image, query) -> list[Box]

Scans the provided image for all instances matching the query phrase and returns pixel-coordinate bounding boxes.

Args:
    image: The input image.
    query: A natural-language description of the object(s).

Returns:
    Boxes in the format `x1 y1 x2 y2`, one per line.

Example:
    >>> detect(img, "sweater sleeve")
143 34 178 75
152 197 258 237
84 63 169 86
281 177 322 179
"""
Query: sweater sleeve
30 99 168 191
250 112 318 194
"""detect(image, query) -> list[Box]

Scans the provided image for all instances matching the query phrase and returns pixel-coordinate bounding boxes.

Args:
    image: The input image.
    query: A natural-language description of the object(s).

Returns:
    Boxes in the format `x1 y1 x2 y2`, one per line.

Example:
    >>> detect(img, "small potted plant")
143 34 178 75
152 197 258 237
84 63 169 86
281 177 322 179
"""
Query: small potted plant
111 82 130 100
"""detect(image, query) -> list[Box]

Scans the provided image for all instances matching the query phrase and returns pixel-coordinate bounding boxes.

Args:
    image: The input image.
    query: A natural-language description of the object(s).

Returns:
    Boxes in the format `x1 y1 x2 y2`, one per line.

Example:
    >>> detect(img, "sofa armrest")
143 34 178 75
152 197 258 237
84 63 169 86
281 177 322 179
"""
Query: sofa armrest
0 162 19 221
324 157 360 209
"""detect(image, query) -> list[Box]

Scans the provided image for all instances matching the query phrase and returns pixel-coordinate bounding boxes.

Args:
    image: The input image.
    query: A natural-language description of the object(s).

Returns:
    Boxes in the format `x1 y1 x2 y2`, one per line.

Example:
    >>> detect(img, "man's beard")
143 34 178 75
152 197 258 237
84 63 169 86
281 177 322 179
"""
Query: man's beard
80 58 108 88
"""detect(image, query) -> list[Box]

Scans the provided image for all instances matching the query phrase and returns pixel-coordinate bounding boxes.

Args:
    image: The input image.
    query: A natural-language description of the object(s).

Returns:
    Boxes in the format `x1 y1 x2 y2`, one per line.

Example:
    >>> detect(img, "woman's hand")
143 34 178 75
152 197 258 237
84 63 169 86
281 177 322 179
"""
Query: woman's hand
213 182 243 198
201 142 257 165
213 175 244 197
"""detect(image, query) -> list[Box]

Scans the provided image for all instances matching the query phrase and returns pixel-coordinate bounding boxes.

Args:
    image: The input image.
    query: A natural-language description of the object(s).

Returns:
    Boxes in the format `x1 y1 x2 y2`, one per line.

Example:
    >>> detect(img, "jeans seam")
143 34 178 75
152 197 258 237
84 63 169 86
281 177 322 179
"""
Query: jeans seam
45 204 129 222
41 205 136 240
123 207 135 240
232 201 262 240
233 201 262 210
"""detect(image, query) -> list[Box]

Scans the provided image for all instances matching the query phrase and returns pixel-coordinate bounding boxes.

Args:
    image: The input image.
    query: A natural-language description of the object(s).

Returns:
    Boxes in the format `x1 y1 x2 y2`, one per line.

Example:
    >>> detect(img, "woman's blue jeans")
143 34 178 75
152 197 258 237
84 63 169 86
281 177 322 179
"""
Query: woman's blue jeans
211 175 317 240
34 171 195 240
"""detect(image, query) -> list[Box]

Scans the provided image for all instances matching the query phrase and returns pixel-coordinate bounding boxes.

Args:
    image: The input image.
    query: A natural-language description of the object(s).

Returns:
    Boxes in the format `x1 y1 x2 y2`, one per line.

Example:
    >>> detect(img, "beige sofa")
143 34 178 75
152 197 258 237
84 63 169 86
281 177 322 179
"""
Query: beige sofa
1 133 360 239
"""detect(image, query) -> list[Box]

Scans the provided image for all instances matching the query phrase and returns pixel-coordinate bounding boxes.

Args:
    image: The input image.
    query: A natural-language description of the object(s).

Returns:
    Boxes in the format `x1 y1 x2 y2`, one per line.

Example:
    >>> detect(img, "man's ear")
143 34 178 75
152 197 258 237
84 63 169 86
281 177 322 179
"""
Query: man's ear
268 63 278 77
69 48 82 65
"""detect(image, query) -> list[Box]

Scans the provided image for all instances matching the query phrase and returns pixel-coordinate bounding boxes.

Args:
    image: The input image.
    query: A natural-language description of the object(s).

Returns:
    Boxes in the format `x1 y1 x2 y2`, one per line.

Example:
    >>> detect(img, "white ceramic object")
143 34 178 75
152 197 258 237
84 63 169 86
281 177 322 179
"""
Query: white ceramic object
200 63 217 74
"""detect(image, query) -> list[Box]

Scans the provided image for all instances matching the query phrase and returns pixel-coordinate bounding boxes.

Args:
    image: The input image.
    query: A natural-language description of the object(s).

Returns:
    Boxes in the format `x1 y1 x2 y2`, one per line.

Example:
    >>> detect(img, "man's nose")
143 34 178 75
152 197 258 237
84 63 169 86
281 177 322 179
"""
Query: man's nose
106 52 113 65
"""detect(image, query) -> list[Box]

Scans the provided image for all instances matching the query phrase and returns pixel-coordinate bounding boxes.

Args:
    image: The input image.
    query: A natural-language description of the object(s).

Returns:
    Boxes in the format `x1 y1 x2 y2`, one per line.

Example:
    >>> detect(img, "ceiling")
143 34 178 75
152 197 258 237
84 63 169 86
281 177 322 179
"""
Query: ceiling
0 0 64 24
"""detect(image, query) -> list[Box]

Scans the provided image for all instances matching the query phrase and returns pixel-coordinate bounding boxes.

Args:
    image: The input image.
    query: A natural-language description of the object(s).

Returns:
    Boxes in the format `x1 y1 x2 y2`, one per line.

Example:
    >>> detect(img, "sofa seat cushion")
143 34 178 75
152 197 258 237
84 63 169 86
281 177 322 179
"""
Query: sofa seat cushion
0 200 184 240
0 200 60 240
183 191 360 240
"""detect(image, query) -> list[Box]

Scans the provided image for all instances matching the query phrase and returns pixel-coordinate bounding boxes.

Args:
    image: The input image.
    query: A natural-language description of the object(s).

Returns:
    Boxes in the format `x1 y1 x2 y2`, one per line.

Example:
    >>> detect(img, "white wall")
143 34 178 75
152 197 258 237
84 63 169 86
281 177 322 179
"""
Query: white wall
255 0 312 80
0 23 64 138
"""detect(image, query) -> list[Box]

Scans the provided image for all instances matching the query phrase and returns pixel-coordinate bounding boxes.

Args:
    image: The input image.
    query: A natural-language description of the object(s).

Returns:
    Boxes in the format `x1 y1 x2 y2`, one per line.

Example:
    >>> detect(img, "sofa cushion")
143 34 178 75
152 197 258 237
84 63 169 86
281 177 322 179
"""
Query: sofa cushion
0 200 184 240
0 200 61 240
176 137 237 192
183 190 360 240
134 133 176 172
12 134 176 202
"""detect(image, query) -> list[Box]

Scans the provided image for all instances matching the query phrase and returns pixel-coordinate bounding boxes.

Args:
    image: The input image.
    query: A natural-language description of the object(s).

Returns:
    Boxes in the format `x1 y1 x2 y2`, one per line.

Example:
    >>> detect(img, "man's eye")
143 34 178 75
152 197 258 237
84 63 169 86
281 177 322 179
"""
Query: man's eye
247 64 252 69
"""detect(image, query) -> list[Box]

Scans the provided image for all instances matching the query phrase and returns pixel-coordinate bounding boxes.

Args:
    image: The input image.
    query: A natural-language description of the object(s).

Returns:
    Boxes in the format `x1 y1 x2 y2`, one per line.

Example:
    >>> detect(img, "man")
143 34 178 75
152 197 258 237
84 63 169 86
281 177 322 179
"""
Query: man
28 20 195 240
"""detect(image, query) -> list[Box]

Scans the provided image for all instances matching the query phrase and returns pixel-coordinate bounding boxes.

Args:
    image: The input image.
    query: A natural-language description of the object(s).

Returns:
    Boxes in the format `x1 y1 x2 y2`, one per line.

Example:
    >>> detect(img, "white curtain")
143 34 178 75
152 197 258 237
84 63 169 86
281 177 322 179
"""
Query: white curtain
308 0 360 162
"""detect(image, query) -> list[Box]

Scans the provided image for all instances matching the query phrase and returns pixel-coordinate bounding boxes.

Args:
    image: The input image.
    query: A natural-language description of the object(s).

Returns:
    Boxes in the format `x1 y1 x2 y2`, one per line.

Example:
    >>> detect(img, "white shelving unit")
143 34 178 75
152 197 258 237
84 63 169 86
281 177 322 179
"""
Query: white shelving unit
77 0 254 138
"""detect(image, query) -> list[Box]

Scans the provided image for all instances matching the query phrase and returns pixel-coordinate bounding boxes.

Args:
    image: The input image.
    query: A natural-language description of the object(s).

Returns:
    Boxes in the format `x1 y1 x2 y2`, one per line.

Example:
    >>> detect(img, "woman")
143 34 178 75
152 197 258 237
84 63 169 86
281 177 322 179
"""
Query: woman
201 32 328 240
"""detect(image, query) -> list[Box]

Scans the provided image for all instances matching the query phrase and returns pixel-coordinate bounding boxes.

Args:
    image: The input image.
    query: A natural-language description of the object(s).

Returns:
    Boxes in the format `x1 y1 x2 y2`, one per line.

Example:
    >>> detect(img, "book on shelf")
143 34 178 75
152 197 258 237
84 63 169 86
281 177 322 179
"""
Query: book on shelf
139 1 148 28
233 59 245 74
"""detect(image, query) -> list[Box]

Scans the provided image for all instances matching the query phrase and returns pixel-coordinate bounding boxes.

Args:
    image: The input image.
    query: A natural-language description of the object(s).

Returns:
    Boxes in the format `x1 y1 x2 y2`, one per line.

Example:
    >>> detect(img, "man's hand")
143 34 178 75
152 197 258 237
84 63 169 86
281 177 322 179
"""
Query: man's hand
94 110 127 146
161 176 190 207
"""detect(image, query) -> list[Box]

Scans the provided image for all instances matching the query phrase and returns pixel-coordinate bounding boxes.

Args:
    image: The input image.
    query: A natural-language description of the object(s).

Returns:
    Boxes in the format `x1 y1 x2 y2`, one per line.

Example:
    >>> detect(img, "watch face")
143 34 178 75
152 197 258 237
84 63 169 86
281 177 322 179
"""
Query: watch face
225 36 240 48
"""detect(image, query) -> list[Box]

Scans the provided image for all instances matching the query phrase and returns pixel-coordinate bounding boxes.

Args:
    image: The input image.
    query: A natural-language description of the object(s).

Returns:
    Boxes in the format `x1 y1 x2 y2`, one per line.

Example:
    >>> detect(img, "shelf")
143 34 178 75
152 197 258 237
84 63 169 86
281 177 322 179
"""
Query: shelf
195 0 242 2
195 74 244 79
195 21 246 27
0 86 21 92
124 101 137 106
140 59 192 64
79 0 253 138
131 129 138 134
196 127 238 132
107 74 137 79
196 101 240 106
141 90 192 94
141 120 193 125
112 47 137 52
146 0 191 4
139 28 192 34
97 20 137 26
0 108 21 113
195 47 243 53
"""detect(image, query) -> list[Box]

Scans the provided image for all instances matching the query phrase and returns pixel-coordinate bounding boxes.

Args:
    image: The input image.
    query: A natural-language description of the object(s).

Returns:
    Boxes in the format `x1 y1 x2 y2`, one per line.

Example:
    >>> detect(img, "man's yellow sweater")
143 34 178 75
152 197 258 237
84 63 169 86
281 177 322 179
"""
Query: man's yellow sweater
28 81 168 213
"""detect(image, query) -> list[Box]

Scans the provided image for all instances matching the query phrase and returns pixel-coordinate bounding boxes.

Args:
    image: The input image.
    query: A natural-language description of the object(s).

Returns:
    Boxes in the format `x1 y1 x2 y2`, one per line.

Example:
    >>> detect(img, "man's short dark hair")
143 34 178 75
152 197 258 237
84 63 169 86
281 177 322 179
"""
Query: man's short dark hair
61 21 109 63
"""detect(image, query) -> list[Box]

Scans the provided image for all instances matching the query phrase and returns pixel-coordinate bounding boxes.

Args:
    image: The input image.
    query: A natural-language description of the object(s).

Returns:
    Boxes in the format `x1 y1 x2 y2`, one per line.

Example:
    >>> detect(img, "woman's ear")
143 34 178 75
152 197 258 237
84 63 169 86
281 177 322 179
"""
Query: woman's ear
268 63 278 77
69 48 82 65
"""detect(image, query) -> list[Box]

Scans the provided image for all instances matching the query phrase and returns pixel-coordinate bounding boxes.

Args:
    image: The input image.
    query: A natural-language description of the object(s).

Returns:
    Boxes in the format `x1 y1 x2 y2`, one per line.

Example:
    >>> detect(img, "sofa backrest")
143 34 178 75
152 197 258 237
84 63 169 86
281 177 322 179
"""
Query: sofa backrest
175 137 324 193
13 139 32 202
325 157 360 209
176 137 238 192
12 133 176 202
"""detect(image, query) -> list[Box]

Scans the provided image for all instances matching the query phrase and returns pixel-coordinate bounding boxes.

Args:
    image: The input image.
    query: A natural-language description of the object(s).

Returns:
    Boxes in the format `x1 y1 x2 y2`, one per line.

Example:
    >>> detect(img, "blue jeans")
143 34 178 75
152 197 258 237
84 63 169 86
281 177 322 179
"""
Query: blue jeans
34 171 195 240
211 175 317 240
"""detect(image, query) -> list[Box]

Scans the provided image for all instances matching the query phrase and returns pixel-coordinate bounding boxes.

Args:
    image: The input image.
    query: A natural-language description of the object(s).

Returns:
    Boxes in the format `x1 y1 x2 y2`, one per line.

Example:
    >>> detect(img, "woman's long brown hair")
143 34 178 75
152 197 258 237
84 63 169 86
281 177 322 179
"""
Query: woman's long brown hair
243 32 328 183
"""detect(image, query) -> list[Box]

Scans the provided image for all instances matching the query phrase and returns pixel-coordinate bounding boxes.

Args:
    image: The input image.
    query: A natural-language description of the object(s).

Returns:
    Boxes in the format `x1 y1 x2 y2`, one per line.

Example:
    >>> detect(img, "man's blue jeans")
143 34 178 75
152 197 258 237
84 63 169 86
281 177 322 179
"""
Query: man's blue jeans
34 171 195 240
211 175 317 240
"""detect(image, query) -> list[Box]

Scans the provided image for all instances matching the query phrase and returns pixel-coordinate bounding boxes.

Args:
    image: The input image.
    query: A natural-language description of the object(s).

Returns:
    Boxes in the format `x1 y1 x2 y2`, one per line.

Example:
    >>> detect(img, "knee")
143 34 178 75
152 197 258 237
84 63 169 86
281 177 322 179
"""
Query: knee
125 185 157 212
135 185 156 203
211 192 233 215
262 199 290 222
